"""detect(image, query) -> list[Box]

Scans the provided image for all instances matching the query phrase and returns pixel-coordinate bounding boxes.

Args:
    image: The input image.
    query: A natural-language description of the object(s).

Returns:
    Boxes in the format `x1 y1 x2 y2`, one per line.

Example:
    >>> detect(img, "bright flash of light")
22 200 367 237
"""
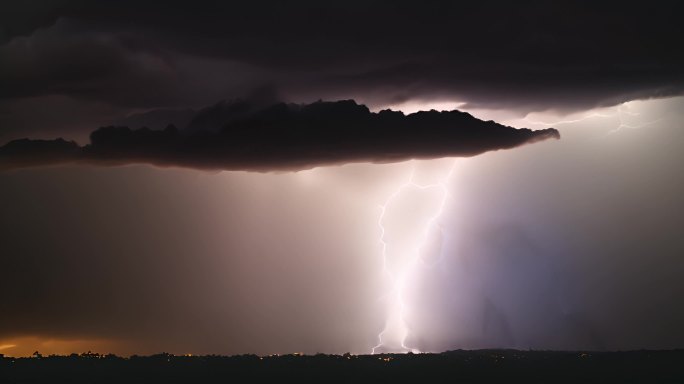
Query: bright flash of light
374 100 466 115
371 159 458 354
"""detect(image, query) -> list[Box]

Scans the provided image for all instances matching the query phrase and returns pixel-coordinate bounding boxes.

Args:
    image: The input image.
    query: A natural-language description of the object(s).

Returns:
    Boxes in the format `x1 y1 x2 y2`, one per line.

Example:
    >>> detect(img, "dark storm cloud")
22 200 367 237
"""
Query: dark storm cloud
0 19 201 108
0 100 559 172
1 0 683 119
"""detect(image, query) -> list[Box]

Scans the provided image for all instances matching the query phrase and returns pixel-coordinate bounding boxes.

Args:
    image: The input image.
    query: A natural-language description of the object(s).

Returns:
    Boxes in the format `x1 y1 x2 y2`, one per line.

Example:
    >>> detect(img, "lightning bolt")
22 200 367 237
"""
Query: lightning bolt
371 159 458 354
367 99 662 355
519 111 616 128
602 104 662 136
517 102 660 137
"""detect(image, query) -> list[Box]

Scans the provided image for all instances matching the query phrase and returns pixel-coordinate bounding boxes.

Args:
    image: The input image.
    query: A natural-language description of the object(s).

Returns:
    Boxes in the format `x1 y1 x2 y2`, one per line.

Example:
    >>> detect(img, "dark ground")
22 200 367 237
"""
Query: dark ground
1 350 683 383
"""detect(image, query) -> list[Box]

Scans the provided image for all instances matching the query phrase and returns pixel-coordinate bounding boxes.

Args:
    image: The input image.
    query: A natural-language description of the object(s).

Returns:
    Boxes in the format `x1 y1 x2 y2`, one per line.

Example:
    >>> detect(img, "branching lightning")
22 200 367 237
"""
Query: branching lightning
366 99 665 355
368 99 661 355
371 160 458 354
520 111 616 128
518 102 661 137
601 104 662 136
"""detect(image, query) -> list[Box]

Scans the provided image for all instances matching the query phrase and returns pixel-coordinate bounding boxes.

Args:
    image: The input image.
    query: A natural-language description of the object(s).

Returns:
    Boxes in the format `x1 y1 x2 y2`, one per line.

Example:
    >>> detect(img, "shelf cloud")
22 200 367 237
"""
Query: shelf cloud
0 100 559 172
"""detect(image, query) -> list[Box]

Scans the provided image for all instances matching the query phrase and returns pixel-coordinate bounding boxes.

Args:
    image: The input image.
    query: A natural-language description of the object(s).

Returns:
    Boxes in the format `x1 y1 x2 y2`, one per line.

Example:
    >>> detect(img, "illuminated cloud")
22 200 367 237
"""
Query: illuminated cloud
1 1 682 144
0 100 559 172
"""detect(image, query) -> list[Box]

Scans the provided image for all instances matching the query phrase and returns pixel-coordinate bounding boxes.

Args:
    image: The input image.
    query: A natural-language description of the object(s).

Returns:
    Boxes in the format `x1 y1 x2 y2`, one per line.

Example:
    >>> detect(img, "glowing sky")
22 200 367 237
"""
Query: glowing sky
1 97 682 356
1 1 683 357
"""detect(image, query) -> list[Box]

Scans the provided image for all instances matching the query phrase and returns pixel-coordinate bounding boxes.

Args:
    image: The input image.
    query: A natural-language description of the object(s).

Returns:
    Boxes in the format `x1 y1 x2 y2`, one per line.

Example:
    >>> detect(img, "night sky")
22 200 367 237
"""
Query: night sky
1 1 683 356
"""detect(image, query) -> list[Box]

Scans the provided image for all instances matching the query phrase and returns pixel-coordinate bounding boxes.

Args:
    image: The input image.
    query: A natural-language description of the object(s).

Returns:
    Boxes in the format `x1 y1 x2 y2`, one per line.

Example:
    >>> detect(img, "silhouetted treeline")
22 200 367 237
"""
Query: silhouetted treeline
2 349 683 383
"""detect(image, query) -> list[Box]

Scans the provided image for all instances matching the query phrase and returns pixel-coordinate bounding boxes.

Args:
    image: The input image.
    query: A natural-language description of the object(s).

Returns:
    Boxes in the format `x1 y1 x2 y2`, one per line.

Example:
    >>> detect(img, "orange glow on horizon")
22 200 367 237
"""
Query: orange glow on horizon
0 337 124 357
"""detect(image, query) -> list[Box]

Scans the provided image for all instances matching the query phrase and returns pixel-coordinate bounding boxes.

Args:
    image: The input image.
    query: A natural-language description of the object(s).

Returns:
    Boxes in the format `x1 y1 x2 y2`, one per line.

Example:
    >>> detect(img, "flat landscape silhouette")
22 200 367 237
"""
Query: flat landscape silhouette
2 350 683 383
